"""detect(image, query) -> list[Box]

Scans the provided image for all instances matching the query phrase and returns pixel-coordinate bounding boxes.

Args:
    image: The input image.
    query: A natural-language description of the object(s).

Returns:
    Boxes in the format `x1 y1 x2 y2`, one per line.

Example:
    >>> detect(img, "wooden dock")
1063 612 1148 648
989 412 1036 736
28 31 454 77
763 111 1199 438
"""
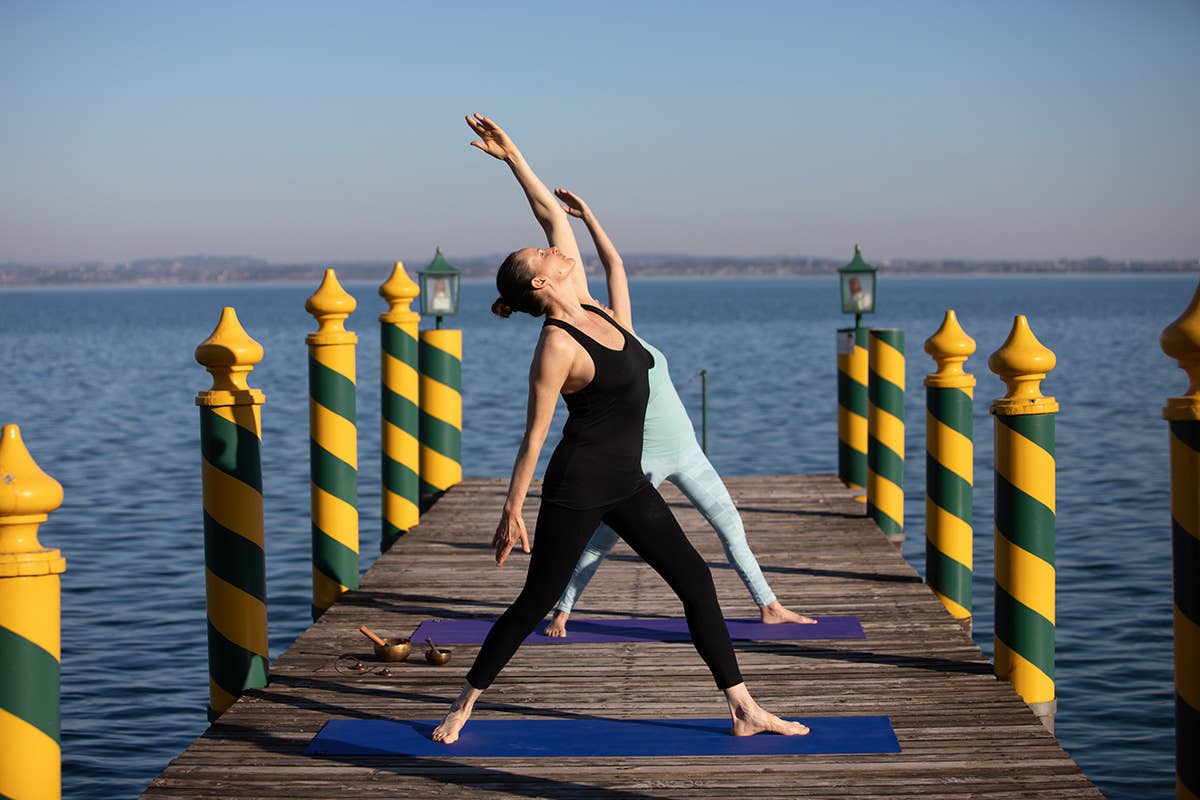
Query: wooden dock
142 475 1102 799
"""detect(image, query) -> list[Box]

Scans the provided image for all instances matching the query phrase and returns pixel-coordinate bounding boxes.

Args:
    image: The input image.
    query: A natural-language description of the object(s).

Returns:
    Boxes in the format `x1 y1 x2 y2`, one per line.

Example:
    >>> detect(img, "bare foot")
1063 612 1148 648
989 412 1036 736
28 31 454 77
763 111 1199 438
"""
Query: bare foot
541 610 569 638
432 705 472 744
730 700 810 737
760 601 817 625
432 683 482 744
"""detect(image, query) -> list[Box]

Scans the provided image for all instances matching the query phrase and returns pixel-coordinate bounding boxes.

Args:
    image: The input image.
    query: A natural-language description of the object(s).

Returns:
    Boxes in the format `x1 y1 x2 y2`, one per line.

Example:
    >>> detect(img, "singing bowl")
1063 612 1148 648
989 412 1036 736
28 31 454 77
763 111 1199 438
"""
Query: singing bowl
424 647 452 665
373 638 412 662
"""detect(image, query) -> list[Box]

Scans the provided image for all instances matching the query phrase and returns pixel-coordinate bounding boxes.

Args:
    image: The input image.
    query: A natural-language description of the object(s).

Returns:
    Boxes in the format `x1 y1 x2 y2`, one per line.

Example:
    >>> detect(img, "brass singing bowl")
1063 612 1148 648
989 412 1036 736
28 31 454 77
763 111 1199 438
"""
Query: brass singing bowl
424 647 452 665
373 638 412 662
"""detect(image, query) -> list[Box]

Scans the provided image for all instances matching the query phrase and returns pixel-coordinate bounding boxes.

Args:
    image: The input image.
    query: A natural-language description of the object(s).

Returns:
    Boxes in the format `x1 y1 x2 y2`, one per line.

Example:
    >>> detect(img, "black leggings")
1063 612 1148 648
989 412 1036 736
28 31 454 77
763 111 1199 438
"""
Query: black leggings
465 485 743 690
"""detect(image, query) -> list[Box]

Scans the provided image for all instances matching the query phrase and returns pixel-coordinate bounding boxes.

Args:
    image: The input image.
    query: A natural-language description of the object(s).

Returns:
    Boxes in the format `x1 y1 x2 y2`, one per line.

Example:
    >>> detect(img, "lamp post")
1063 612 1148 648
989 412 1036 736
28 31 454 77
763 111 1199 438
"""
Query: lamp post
836 245 879 495
417 248 464 500
838 244 877 329
418 247 461 329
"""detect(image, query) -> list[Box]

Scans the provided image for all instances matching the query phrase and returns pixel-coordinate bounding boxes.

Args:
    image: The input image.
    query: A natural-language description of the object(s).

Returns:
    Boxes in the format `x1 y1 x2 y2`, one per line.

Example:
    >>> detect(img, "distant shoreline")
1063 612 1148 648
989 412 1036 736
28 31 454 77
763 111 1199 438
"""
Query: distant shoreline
2 272 1197 292
1 254 1195 288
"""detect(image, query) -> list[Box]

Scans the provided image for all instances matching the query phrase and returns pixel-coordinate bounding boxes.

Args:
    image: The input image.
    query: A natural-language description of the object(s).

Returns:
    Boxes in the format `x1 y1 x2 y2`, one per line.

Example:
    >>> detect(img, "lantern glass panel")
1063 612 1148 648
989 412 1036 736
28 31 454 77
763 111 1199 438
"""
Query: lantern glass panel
840 270 876 315
420 272 460 317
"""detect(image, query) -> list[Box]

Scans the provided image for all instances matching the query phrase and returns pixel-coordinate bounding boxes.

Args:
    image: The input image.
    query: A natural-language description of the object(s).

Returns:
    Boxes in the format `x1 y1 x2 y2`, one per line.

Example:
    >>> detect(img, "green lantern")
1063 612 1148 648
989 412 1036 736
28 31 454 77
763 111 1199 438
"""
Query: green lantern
838 244 877 328
418 247 462 329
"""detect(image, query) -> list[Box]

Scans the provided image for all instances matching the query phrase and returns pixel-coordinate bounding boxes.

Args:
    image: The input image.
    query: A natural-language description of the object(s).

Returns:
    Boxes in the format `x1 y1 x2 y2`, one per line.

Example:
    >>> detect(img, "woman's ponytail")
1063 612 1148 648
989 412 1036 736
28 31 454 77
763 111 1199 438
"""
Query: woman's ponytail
491 297 514 318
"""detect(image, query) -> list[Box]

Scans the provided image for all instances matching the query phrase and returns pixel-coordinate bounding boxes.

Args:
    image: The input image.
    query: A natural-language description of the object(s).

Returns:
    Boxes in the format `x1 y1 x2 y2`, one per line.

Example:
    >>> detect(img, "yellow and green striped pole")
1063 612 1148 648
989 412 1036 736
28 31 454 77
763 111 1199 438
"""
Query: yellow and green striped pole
419 328 462 501
0 425 65 800
837 325 869 497
195 307 268 721
379 262 421 552
868 328 905 545
989 314 1057 733
924 310 976 631
305 269 359 620
1161 279 1200 800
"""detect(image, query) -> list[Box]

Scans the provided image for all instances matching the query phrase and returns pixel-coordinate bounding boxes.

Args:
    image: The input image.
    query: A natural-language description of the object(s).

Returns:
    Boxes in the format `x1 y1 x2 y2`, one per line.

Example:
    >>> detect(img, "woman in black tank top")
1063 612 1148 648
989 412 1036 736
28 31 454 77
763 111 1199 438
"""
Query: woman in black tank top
540 303 653 509
431 114 809 745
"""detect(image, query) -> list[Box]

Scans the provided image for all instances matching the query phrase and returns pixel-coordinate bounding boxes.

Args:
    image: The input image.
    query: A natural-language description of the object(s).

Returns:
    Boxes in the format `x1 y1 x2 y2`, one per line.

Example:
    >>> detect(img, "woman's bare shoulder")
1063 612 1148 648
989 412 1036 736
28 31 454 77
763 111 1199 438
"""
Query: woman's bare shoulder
529 325 578 384
535 324 577 358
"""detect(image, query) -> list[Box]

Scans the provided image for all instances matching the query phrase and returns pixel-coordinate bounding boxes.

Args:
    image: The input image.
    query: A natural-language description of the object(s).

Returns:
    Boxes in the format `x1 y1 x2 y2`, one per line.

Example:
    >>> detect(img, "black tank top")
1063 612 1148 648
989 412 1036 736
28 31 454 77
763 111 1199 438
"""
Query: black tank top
540 305 655 509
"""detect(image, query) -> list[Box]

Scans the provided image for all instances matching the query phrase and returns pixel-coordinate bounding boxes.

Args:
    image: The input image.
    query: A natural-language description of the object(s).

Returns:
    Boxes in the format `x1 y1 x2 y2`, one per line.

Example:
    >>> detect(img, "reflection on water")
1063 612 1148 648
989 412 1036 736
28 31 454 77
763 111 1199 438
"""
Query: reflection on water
0 274 1189 799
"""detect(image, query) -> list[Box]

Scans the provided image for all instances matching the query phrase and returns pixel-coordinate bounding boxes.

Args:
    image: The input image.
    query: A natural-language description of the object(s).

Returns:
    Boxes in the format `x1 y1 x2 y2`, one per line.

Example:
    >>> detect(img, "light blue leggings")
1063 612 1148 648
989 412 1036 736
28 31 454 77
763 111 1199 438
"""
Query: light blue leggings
553 439 777 613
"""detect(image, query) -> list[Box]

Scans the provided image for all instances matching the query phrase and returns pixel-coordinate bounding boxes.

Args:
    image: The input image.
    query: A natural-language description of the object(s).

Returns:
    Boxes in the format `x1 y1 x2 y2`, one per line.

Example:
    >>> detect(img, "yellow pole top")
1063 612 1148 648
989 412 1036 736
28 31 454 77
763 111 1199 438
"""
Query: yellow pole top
379 261 421 324
1162 277 1200 421
924 309 977 389
194 307 266 407
989 315 1058 415
0 424 66 576
305 268 358 346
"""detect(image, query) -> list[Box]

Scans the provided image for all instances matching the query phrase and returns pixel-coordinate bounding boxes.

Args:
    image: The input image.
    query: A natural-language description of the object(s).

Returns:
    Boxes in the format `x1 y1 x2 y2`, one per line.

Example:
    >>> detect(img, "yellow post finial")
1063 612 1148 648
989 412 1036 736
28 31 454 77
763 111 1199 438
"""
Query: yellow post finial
305 269 357 335
379 261 421 324
1162 278 1200 421
924 309 977 389
194 307 266 407
989 315 1058 415
306 269 358 347
0 424 65 575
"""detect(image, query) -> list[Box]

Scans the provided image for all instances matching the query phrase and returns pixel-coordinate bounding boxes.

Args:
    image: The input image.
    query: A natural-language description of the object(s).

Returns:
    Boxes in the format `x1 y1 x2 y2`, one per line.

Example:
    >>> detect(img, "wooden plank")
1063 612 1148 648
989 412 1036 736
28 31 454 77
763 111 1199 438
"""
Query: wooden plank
140 476 1102 799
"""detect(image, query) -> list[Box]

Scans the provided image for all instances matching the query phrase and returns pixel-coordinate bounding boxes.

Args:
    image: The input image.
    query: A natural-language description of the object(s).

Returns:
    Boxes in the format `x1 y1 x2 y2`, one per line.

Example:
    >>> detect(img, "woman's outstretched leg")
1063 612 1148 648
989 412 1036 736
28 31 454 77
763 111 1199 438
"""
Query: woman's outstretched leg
603 485 742 687
669 441 815 624
604 485 808 736
435 501 606 742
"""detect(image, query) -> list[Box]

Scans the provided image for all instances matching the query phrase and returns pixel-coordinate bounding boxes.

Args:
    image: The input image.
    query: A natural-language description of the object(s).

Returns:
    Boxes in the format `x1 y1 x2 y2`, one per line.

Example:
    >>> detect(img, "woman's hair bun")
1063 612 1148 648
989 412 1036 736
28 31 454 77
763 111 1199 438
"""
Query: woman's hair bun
491 297 514 318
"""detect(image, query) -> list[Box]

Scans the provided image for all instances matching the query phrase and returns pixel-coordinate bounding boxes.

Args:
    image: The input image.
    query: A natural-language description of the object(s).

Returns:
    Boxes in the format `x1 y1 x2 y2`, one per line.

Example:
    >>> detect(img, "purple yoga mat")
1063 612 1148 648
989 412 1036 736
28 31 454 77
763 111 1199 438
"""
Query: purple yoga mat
410 615 863 645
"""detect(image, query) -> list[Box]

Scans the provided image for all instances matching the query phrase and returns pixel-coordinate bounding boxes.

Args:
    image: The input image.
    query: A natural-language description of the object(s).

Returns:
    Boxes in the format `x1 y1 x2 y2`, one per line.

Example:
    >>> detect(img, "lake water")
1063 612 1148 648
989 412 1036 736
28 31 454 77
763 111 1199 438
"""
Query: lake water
0 273 1192 799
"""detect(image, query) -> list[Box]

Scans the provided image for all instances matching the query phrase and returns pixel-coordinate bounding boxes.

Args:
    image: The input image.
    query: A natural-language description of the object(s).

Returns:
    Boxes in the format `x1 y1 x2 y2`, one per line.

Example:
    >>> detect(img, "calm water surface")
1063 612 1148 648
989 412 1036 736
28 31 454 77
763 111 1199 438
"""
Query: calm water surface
0 274 1192 798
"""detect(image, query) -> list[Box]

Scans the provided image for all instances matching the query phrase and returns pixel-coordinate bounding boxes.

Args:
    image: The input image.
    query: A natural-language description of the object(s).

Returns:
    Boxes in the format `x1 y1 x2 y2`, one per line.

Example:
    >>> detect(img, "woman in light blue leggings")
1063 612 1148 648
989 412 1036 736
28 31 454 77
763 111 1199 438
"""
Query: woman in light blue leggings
544 328 814 636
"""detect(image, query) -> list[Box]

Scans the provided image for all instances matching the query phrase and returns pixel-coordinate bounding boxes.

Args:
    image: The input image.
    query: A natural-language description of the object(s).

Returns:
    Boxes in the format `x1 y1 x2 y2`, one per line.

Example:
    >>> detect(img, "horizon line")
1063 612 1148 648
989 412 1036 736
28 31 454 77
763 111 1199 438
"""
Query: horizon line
5 252 1199 268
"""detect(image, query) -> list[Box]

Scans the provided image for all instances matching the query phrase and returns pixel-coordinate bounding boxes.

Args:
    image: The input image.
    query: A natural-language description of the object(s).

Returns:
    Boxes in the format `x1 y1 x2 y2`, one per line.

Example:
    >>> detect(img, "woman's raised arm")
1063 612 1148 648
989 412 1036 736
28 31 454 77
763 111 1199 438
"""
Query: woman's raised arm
466 114 594 305
492 328 575 566
555 188 632 331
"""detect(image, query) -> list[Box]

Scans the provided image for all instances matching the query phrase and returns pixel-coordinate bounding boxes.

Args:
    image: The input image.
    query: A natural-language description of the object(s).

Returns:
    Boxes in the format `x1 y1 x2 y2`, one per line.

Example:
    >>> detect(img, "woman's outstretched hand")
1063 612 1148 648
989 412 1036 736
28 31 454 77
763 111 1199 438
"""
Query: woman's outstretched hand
466 113 519 161
554 188 591 219
493 509 531 566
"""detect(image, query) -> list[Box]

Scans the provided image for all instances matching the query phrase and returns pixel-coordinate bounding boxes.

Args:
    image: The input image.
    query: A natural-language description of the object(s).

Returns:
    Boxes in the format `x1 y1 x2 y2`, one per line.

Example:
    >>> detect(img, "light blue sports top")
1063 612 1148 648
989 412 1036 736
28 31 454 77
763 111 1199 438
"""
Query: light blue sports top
636 335 699 457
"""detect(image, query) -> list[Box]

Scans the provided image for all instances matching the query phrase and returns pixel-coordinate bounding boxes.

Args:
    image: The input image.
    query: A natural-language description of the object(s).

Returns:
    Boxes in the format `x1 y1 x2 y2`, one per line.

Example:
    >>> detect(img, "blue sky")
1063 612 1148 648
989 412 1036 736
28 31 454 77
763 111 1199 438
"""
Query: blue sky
2 1 1197 263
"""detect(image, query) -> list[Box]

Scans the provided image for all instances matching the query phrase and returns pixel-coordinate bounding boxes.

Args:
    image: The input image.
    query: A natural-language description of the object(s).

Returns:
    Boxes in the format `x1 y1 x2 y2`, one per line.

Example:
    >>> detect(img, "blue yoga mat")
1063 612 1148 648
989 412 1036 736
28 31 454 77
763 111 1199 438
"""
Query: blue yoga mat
305 716 900 758
410 615 864 645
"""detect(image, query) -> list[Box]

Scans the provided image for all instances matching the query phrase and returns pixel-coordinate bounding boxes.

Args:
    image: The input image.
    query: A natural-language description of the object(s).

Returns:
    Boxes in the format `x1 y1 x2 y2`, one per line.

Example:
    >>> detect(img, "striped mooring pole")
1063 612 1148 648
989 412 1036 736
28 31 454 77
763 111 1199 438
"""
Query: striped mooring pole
378 263 422 552
195 307 269 721
837 326 869 495
923 310 976 632
988 314 1057 733
867 328 905 545
0 425 65 800
305 269 359 620
419 328 462 501
1161 278 1200 800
